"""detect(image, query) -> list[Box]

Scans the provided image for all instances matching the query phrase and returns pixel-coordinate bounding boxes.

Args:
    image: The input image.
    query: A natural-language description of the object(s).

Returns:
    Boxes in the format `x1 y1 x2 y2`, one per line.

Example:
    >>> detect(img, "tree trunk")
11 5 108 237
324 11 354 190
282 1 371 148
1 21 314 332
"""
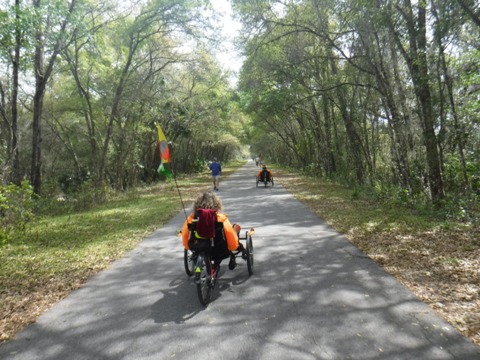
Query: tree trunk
98 34 136 186
395 0 445 202
64 41 100 183
310 101 327 175
432 0 469 188
412 3 445 201
322 95 336 175
31 4 45 194
10 0 21 185
330 57 364 184
456 0 480 27
30 0 77 194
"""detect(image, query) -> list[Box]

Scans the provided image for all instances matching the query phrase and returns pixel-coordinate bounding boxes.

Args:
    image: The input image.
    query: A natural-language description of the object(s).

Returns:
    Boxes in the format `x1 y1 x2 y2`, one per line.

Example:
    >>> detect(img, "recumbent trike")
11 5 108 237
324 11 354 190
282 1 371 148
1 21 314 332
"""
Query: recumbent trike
256 169 274 188
183 222 254 306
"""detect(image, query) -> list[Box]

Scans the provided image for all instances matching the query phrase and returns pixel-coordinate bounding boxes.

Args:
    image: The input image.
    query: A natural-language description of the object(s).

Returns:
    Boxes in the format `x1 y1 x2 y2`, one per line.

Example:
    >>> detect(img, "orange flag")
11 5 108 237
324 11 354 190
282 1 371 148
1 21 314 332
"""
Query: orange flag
157 124 171 175
157 124 170 164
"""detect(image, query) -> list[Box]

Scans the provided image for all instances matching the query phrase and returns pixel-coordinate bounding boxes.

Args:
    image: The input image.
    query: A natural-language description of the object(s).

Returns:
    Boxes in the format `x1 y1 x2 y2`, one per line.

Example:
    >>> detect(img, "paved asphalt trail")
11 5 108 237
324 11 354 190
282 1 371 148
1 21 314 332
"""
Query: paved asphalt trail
1 160 480 360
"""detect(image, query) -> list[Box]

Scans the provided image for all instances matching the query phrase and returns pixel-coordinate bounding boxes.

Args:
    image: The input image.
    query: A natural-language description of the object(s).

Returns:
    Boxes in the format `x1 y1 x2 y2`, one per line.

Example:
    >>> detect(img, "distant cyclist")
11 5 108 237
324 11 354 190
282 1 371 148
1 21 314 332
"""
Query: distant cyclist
257 165 273 182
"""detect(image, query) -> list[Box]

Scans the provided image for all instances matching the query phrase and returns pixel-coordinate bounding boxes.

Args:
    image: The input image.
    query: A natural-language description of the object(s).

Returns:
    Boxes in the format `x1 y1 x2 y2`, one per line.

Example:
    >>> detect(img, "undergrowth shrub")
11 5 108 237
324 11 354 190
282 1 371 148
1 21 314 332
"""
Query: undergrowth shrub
351 182 432 210
351 183 411 204
36 181 111 216
351 182 480 223
440 193 480 224
0 181 36 244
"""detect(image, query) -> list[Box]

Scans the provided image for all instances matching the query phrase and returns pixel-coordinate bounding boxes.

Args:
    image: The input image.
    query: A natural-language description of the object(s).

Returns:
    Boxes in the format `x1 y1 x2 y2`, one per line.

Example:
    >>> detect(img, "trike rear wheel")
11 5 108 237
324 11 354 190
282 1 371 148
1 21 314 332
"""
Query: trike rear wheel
195 253 212 306
184 249 195 276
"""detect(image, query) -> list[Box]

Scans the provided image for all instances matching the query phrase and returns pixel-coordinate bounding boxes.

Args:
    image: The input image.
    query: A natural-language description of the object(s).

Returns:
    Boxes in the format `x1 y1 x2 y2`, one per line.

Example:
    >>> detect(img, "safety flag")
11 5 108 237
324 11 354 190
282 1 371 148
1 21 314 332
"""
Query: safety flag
157 124 171 175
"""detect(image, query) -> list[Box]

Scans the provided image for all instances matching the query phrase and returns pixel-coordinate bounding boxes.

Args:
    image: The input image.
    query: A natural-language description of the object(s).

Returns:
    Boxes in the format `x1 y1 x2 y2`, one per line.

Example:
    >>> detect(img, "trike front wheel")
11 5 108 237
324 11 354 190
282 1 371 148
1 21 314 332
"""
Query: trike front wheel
246 235 254 275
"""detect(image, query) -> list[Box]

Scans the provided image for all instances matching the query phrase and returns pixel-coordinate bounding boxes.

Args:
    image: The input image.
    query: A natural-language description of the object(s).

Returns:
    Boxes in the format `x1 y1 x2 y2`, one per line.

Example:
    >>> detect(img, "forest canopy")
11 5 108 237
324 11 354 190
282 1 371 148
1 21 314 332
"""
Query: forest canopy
0 0 249 197
1 0 480 219
233 0 480 214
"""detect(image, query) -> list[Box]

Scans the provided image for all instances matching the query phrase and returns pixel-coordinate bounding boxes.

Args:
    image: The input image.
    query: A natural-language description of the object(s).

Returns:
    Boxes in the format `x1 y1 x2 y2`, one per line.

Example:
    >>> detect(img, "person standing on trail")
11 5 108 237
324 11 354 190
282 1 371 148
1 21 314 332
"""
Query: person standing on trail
209 157 222 191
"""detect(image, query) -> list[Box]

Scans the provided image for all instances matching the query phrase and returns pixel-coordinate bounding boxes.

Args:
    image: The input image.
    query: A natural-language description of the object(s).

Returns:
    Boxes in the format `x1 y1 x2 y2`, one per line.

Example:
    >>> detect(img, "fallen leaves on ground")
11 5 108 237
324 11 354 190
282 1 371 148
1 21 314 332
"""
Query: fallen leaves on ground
276 170 480 347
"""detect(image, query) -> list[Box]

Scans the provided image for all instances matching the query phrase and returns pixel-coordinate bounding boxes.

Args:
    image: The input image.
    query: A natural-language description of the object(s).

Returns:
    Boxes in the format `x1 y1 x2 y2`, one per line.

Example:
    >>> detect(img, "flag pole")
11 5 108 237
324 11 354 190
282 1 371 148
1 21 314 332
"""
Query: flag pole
171 161 188 220
156 122 188 220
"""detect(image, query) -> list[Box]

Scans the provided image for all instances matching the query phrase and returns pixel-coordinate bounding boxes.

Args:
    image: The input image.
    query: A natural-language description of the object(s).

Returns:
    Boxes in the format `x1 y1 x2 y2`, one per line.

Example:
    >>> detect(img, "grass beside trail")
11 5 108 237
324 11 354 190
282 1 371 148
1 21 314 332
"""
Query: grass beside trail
0 161 246 342
272 166 480 347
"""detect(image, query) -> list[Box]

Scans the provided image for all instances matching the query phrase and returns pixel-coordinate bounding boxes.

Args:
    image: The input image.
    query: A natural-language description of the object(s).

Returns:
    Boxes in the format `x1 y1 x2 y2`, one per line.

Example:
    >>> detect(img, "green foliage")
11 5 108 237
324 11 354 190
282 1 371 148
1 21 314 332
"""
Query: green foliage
35 180 112 217
0 181 37 244
348 179 480 224
57 170 92 195
235 0 480 208
349 182 424 211
438 193 480 224
443 154 469 192
192 158 207 172
1 0 245 196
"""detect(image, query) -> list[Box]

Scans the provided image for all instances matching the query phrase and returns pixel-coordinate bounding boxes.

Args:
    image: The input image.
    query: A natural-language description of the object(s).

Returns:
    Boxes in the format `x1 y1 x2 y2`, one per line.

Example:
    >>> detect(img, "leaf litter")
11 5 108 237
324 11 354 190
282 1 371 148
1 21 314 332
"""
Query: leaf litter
276 170 480 347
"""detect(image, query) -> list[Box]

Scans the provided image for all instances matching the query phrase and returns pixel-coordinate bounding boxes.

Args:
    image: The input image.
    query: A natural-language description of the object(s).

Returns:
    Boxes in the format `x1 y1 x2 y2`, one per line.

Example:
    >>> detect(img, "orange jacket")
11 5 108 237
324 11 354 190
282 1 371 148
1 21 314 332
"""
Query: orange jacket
181 212 239 251
257 169 273 179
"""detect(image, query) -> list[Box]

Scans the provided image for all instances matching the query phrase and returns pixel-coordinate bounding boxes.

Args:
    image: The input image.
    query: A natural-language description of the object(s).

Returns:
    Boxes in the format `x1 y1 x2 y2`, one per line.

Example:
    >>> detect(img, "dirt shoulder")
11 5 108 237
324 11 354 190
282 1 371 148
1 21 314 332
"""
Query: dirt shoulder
274 169 480 347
